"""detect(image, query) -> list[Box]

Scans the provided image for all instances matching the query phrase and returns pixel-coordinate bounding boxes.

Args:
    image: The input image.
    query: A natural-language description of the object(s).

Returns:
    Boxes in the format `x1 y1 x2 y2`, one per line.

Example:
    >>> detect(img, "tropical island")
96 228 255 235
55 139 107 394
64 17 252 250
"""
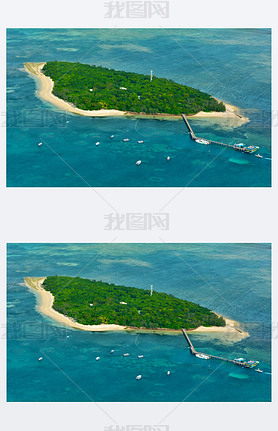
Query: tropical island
24 61 247 121
24 276 248 338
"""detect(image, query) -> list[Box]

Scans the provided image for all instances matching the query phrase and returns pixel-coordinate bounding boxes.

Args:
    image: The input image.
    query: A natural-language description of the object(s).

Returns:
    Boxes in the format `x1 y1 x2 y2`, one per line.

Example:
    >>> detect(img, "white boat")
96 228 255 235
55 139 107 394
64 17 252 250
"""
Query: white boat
137 140 144 144
167 371 171 376
255 368 263 373
136 375 142 380
195 139 210 145
96 357 100 361
110 135 114 139
96 142 100 146
110 350 115 354
255 154 263 159
38 357 43 361
167 156 171 161
138 355 144 358
195 353 210 360
123 353 130 357
123 138 130 142
136 160 142 166
38 142 43 147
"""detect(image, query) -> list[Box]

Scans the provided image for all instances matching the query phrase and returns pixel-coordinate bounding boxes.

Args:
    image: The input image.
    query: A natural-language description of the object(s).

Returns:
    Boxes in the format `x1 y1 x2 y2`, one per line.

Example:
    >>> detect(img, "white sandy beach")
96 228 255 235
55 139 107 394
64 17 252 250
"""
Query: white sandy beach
24 62 127 117
25 277 126 332
24 62 249 123
189 98 249 123
188 313 249 340
25 277 249 339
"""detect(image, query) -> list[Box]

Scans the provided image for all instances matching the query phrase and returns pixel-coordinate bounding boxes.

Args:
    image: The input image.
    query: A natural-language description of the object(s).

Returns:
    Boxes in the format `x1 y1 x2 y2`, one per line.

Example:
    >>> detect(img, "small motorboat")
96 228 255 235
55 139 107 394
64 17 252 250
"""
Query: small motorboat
123 138 130 142
138 355 144 359
110 135 114 139
255 154 263 159
96 142 100 146
195 353 210 360
167 371 171 376
167 156 171 161
123 353 130 357
96 357 100 361
255 368 263 373
137 140 144 144
136 375 142 380
110 350 115 354
66 335 70 338
38 357 43 361
136 160 142 166
38 142 43 147
195 139 210 145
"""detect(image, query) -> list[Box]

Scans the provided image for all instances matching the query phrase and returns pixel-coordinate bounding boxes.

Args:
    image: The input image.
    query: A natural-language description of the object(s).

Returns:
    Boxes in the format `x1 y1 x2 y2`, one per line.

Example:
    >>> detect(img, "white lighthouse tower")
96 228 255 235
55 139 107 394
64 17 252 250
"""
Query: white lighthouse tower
150 70 153 82
150 284 153 296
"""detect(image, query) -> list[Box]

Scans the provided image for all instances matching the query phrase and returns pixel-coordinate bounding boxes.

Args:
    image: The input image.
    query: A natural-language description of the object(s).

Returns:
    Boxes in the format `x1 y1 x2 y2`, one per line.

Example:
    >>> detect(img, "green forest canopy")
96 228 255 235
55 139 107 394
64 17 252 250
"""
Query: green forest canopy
43 276 226 330
42 61 226 115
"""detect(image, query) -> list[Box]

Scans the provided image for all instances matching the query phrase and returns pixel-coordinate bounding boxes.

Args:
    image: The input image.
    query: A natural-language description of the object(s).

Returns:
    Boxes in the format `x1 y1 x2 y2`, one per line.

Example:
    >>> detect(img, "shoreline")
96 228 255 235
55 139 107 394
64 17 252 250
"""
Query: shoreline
25 277 249 339
24 62 249 123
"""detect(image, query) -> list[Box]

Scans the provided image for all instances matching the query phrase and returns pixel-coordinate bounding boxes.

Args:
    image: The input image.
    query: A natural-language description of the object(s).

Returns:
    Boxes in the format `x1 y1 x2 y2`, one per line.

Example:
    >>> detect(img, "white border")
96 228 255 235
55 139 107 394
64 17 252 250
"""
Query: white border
1 0 277 430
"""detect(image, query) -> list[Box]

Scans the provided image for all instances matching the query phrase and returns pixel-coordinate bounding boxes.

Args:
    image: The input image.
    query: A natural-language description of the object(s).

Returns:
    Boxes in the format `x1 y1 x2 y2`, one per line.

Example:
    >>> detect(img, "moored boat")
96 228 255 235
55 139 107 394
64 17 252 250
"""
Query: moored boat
195 139 210 145
195 353 210 360
234 143 259 154
244 145 259 154
244 360 259 368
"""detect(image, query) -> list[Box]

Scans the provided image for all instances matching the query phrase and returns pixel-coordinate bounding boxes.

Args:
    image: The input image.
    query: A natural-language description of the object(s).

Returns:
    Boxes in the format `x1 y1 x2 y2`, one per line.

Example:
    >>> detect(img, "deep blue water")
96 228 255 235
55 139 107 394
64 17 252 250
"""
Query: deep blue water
7 29 271 187
7 243 271 401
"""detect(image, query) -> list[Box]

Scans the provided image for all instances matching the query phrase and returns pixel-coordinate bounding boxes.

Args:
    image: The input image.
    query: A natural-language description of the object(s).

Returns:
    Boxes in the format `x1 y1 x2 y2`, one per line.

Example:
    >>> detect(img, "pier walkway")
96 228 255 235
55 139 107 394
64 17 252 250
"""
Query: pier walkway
181 114 247 152
181 328 244 366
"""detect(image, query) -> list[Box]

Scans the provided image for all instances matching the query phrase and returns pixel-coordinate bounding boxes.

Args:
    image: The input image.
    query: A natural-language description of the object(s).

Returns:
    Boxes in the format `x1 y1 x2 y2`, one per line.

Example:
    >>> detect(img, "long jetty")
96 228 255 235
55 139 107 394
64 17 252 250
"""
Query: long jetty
181 328 245 366
181 113 255 153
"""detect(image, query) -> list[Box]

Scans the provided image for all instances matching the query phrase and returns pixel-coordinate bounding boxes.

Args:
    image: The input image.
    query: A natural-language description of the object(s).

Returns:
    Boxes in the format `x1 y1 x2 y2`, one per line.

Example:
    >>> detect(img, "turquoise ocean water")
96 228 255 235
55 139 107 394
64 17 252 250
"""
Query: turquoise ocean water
7 29 271 187
7 243 271 402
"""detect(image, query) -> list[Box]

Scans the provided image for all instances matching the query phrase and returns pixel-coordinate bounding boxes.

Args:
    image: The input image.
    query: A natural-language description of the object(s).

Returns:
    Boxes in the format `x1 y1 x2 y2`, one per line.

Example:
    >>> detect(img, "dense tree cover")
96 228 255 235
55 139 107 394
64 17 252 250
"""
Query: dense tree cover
42 61 226 115
43 276 226 330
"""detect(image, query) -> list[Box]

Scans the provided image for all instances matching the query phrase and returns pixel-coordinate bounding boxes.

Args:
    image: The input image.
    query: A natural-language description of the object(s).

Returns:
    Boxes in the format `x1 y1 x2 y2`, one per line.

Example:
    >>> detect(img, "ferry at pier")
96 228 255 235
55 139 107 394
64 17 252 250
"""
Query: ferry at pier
233 143 259 154
243 360 259 369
